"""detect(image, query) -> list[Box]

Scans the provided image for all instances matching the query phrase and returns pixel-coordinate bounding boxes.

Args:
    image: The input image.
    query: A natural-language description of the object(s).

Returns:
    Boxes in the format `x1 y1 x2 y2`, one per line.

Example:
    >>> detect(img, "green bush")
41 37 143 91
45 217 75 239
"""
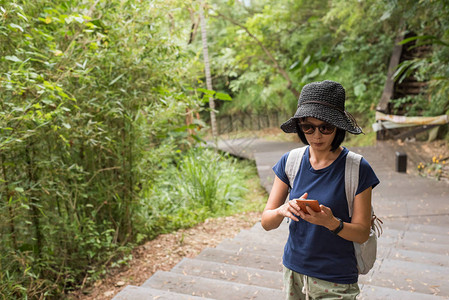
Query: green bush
0 0 197 297
138 147 252 238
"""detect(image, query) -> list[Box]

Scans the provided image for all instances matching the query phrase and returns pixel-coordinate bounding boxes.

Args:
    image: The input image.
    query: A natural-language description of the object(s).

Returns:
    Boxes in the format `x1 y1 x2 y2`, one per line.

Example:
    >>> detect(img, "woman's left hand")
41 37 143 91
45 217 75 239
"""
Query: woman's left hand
298 204 339 230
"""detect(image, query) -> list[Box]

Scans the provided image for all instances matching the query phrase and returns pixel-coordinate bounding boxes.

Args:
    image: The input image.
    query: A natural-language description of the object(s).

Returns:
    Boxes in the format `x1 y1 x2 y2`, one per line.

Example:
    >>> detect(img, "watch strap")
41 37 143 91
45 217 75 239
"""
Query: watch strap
331 217 344 235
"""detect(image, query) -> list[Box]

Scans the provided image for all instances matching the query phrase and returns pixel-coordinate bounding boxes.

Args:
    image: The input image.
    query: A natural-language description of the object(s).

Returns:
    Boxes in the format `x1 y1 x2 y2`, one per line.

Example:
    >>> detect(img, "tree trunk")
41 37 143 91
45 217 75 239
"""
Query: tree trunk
199 1 218 138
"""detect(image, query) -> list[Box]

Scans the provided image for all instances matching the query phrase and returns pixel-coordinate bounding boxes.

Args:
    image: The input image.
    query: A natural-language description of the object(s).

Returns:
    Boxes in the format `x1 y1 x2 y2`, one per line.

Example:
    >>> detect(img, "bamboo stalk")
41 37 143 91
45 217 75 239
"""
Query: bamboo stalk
1 153 17 250
26 144 42 257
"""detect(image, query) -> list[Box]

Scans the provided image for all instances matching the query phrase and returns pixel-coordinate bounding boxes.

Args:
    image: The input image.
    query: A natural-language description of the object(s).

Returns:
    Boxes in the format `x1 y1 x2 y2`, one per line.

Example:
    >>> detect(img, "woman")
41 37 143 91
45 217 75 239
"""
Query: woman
261 80 379 300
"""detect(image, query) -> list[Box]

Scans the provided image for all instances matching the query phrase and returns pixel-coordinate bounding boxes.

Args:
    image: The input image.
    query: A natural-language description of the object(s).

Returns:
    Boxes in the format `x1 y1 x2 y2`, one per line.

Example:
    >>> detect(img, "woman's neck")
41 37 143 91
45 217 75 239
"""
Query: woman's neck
308 146 343 170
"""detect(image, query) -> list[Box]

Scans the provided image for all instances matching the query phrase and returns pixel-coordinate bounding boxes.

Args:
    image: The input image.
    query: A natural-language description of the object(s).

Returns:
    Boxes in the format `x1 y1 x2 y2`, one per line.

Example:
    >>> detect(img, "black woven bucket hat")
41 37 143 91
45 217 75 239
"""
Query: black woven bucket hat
280 80 363 134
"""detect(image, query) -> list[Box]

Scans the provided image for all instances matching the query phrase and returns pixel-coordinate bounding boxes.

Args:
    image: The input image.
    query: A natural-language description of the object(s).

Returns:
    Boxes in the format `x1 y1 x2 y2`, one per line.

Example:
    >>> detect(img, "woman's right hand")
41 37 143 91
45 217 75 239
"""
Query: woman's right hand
277 192 308 222
262 176 305 231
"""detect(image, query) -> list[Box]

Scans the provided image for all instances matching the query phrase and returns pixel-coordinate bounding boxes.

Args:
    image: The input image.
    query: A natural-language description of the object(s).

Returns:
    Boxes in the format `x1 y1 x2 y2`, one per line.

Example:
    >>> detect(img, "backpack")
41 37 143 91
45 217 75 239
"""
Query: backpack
285 146 382 275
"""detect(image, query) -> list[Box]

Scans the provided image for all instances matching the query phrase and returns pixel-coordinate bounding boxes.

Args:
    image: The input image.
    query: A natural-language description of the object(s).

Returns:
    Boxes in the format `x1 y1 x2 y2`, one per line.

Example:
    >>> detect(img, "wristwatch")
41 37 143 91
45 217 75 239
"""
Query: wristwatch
331 217 344 235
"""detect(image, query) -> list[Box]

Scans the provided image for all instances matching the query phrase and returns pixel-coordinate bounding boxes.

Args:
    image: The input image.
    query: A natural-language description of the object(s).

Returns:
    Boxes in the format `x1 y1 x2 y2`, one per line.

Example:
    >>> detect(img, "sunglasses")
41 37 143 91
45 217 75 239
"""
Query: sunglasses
299 123 336 135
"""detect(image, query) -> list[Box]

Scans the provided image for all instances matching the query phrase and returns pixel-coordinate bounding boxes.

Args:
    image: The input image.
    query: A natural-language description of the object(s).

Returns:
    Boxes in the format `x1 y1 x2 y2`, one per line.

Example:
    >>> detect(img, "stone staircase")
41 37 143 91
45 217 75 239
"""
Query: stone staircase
113 221 287 300
113 141 449 299
113 218 449 299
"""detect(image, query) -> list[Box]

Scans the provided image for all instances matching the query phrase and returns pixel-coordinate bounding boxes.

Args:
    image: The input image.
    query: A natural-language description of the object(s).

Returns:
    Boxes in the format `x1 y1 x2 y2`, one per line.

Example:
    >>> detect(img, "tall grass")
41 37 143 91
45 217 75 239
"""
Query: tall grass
137 147 255 239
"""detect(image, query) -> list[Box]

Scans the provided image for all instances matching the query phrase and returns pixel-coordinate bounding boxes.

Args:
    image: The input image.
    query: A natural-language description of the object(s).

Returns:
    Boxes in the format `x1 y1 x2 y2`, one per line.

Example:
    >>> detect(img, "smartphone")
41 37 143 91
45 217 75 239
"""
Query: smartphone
294 199 320 214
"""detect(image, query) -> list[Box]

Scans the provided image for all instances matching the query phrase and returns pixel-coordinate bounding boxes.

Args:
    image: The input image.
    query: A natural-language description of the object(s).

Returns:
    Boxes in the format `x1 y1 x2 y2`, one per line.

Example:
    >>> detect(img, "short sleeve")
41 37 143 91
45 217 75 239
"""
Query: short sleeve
355 157 380 195
272 152 291 187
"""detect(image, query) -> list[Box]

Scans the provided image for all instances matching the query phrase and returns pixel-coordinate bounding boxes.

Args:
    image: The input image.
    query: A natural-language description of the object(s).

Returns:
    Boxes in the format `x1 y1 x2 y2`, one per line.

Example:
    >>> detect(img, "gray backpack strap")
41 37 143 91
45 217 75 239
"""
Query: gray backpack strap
285 146 307 189
346 150 379 275
345 151 362 217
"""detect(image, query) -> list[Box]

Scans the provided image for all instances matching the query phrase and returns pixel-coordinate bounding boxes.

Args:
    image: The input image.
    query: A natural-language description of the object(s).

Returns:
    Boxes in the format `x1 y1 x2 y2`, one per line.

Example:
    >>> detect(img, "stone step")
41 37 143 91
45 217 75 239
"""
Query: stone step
171 258 283 290
359 284 446 300
249 211 449 243
247 226 289 241
143 271 284 300
377 230 449 256
383 220 449 234
360 258 449 296
241 225 449 243
195 247 283 272
112 285 213 300
386 248 449 268
248 220 289 232
389 236 449 255
235 229 388 252
383 228 449 244
249 219 449 245
215 237 284 257
226 226 449 260
233 229 288 245
383 215 449 227
373 193 449 219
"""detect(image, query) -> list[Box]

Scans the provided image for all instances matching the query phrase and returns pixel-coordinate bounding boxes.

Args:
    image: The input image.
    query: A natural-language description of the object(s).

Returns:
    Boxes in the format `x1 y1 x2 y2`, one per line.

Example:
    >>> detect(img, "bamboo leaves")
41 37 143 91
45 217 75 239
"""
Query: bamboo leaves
5 55 22 62
1 0 199 297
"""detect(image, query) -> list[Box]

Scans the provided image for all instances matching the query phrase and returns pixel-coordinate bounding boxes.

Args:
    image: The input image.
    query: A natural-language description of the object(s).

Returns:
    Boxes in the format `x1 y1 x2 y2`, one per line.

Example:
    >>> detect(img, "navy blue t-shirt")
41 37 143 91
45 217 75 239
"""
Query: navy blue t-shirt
272 146 379 284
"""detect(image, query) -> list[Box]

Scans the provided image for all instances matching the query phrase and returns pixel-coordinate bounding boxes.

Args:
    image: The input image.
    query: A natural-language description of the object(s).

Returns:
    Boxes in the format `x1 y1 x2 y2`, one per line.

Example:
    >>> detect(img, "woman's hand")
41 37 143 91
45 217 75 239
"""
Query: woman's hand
277 193 308 222
297 187 373 242
298 204 340 231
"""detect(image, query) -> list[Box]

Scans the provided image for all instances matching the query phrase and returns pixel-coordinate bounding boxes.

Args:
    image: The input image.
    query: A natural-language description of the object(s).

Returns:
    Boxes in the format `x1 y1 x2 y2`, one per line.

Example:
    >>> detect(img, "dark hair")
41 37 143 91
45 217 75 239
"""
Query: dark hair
295 120 346 152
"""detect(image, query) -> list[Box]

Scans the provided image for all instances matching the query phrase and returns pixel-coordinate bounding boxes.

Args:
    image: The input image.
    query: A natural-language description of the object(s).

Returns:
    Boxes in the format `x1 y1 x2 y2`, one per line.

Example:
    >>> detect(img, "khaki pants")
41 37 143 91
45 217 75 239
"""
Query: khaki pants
283 266 360 300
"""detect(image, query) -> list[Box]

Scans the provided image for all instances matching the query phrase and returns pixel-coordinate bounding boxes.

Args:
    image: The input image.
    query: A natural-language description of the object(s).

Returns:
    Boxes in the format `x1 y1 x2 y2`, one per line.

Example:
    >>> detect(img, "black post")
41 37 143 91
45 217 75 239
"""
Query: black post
396 152 407 173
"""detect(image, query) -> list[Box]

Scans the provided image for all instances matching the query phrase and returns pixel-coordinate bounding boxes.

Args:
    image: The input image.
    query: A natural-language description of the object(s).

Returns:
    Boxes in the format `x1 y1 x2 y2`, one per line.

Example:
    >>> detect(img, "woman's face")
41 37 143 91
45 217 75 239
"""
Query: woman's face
299 117 336 152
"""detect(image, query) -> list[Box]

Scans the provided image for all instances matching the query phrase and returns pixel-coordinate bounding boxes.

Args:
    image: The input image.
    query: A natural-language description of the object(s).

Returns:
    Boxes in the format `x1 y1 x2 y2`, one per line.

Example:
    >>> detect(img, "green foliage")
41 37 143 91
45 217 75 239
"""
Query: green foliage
418 155 448 181
200 0 394 125
201 0 449 128
137 147 252 238
0 0 199 297
390 95 430 116
382 1 449 117
345 131 377 148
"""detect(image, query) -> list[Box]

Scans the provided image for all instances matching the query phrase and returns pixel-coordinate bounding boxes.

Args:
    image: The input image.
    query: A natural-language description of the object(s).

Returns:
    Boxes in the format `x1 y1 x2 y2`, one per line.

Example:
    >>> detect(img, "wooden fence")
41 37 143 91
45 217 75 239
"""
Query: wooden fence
216 111 291 135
